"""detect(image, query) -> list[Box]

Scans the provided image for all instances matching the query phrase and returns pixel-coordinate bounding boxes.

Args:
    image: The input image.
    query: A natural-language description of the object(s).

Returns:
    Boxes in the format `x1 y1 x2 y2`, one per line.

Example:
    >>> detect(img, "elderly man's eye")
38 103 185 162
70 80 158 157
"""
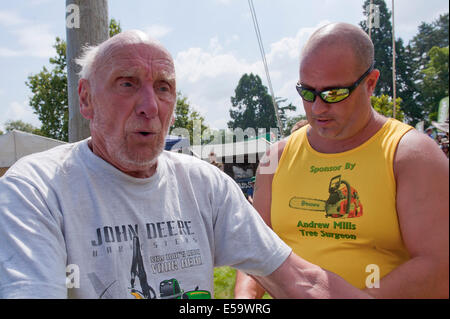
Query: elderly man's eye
120 81 133 87
117 77 136 88
156 82 170 92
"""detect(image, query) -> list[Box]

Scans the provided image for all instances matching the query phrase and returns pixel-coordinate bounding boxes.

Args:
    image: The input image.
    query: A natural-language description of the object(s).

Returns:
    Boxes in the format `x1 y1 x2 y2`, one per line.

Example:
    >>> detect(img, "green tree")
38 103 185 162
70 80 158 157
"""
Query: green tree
109 18 122 38
26 37 68 141
25 19 122 142
228 73 295 137
408 14 449 124
409 14 449 73
398 13 448 125
360 0 394 97
360 0 419 124
276 97 297 136
284 114 307 135
395 42 423 125
5 120 35 133
170 92 209 145
371 94 404 121
228 73 271 133
421 46 449 122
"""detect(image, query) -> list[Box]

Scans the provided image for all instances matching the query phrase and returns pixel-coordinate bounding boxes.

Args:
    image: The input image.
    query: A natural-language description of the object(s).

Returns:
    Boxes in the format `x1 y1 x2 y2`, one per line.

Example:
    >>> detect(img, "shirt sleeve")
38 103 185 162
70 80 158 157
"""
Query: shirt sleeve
0 174 68 298
211 172 292 276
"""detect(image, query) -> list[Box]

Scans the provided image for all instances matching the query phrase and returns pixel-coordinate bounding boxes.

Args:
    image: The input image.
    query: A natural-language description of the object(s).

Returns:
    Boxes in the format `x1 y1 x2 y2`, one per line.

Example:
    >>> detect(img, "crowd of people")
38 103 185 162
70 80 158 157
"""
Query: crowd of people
427 121 449 157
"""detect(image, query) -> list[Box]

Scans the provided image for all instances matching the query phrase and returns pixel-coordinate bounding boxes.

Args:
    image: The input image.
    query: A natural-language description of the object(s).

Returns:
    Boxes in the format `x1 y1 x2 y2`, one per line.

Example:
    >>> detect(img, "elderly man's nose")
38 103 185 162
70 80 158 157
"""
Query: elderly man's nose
135 86 158 118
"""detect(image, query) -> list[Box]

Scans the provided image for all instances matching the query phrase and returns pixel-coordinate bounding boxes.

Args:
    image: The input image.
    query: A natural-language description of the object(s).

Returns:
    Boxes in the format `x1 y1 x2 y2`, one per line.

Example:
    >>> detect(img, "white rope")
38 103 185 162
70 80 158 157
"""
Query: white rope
248 0 284 137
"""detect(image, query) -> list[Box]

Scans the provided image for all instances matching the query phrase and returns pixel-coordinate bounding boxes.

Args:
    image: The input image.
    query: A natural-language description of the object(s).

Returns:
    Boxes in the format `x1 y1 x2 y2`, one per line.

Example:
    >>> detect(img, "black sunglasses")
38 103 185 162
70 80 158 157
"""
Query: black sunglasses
296 62 375 104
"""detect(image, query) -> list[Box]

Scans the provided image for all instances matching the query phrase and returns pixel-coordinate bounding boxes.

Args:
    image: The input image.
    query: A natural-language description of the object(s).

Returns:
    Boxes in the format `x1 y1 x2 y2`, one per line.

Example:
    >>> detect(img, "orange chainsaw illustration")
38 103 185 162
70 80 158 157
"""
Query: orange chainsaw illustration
289 175 363 218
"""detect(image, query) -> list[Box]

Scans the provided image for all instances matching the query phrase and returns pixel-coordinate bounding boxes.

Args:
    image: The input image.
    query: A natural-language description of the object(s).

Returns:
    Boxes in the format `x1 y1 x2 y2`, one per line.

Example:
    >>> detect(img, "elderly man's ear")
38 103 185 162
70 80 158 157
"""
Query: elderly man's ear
78 79 94 120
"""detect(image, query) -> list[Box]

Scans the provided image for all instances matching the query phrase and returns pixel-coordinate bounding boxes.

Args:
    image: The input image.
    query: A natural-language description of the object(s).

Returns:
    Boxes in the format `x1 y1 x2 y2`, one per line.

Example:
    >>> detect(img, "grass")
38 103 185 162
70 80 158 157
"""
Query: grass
213 266 237 299
213 266 272 299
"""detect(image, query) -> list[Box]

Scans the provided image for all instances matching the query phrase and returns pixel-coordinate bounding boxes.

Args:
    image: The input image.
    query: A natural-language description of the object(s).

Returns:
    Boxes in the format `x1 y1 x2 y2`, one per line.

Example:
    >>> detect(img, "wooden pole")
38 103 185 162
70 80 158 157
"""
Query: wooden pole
66 0 108 142
391 0 397 119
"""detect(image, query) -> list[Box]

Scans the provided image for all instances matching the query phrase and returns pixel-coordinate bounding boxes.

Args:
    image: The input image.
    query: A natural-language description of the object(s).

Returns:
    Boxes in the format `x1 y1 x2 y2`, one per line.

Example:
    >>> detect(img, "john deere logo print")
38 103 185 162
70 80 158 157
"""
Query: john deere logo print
289 175 363 218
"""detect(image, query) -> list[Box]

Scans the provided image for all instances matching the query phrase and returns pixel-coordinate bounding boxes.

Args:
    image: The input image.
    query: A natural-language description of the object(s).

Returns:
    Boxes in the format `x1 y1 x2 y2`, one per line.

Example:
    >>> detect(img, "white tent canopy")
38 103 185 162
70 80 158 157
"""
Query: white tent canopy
192 138 271 163
0 130 66 167
0 130 270 168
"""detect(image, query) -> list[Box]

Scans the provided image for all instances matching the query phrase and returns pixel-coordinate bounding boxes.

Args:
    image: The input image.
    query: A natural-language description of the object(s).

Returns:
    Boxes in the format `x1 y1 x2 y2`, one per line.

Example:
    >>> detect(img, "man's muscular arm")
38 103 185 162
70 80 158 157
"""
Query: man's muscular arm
363 130 449 298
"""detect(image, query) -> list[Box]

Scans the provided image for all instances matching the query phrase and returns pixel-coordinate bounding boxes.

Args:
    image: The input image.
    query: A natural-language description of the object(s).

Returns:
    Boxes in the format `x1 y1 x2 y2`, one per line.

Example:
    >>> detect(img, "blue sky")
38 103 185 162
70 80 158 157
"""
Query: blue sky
0 0 448 134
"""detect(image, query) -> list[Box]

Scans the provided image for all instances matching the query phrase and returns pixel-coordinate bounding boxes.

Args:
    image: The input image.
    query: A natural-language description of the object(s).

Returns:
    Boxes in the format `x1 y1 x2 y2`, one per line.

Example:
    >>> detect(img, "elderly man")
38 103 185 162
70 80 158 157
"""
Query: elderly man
0 30 282 299
0 30 371 299
235 23 449 298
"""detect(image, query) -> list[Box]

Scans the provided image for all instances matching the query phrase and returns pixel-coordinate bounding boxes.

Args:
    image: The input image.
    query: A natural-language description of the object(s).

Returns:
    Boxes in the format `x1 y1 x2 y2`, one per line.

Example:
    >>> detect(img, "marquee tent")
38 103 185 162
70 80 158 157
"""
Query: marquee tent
0 130 67 176
164 135 190 151
191 138 271 163
0 131 195 176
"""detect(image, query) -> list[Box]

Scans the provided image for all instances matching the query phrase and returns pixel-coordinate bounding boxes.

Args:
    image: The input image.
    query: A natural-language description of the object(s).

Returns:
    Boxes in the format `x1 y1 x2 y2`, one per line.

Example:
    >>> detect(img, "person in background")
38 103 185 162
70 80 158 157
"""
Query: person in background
246 176 256 204
290 119 309 134
433 120 449 157
425 126 435 140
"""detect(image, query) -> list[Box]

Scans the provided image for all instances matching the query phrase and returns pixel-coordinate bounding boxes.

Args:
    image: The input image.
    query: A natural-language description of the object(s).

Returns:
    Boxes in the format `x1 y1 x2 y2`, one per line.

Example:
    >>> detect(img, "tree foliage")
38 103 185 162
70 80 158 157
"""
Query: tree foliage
170 92 209 145
25 19 122 141
228 73 296 138
284 114 307 135
371 94 404 122
26 37 68 141
410 14 449 71
4 120 43 135
421 46 449 121
228 73 273 133
109 18 122 38
405 13 448 124
360 1 448 125
360 0 395 97
360 0 416 123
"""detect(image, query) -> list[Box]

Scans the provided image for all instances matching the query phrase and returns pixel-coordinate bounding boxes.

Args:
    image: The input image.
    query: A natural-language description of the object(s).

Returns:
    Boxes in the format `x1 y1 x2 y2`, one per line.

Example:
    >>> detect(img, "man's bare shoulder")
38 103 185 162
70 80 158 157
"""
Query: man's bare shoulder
394 128 448 177
396 129 447 162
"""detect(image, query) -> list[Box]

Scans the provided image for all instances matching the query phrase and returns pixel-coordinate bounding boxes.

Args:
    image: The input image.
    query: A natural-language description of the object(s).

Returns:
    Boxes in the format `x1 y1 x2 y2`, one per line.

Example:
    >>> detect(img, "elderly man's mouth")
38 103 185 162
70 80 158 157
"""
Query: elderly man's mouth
133 131 159 138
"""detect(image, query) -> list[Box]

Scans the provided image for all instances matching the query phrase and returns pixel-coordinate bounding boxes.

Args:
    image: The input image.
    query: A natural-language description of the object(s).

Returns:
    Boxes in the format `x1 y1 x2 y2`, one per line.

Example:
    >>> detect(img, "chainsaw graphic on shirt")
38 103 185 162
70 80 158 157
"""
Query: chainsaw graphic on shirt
289 175 363 218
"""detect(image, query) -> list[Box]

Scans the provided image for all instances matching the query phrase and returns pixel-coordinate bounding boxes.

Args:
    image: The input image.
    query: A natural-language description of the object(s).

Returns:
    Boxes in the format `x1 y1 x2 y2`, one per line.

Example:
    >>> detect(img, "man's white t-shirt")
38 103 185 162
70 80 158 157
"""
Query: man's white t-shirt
0 139 291 299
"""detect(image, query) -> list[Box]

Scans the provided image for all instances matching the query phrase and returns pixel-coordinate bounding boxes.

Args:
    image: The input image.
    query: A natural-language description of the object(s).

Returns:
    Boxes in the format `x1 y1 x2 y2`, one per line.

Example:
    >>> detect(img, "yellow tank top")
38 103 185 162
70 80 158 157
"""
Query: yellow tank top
272 118 413 289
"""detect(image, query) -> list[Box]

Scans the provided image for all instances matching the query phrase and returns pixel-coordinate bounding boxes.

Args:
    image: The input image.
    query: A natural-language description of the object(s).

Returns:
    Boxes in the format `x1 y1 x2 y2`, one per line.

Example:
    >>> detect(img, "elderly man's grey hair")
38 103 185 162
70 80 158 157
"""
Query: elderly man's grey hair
75 30 170 80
